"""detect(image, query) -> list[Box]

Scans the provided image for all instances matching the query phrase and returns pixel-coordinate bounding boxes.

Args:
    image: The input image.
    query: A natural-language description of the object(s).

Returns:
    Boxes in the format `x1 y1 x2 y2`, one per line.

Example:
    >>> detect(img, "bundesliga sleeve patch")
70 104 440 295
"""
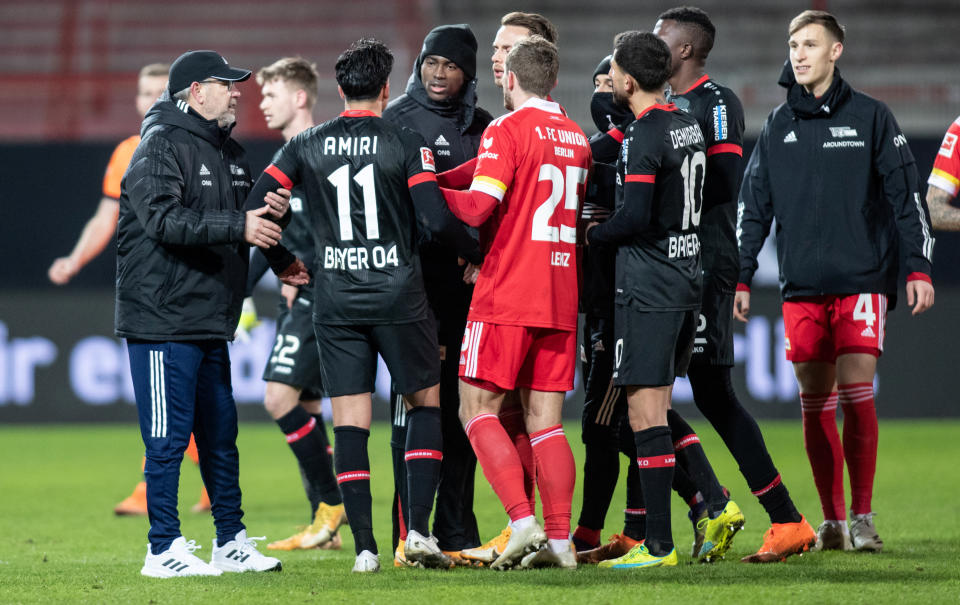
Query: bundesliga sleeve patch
939 132 957 158
420 147 436 172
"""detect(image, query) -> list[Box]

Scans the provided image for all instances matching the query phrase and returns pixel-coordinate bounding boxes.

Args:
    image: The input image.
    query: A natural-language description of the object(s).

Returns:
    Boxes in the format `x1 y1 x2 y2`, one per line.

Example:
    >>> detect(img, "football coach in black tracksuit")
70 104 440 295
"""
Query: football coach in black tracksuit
735 11 934 552
116 50 305 576
381 23 493 559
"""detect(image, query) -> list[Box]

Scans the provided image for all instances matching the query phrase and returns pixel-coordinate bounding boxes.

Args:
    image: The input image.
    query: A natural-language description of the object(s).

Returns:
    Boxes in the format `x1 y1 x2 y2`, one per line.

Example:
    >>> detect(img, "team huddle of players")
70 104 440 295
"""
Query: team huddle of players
53 5 943 577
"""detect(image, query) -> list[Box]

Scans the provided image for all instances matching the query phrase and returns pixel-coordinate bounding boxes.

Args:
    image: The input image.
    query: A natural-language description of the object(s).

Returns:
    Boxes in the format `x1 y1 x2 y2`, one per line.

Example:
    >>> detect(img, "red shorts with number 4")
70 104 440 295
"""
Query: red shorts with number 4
782 294 888 363
459 321 576 392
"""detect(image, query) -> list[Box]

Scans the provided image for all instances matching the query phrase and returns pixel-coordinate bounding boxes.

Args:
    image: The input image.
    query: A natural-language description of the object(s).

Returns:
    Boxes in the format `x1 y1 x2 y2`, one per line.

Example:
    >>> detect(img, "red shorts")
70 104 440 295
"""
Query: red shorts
782 294 888 362
459 321 576 392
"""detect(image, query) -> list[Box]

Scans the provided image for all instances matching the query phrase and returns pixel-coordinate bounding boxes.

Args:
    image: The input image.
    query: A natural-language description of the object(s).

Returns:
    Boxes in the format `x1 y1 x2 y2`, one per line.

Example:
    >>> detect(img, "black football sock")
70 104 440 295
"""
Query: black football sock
634 425 675 556
404 406 443 537
671 461 700 507
310 412 332 454
623 457 647 541
390 394 409 548
276 406 342 511
576 442 620 535
333 426 376 555
689 366 802 524
667 408 728 517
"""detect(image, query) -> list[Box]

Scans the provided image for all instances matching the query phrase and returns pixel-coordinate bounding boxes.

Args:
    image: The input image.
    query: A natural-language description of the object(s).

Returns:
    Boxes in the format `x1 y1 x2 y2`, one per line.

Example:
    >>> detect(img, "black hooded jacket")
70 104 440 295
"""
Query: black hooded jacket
738 64 934 305
384 60 492 172
382 55 492 333
115 93 253 340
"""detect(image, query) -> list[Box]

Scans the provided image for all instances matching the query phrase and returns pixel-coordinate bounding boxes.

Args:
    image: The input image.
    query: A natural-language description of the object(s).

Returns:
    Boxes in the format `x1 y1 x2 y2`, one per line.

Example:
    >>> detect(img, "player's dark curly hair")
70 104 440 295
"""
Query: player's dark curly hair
612 31 672 93
335 38 394 101
658 6 715 58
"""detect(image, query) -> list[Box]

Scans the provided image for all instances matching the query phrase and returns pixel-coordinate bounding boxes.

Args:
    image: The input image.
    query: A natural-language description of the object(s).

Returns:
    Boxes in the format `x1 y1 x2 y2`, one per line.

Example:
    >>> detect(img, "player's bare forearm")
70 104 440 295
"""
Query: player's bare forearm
927 186 960 231
50 197 119 284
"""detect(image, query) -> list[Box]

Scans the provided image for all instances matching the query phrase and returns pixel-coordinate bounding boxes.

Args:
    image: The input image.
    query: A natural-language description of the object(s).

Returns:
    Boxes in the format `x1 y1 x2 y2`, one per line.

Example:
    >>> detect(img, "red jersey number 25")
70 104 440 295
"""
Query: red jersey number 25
531 164 587 243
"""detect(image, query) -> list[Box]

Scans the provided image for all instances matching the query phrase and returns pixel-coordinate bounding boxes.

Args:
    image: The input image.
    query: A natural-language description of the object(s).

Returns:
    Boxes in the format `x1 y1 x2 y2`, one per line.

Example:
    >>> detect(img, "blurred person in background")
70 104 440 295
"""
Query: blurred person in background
248 57 346 554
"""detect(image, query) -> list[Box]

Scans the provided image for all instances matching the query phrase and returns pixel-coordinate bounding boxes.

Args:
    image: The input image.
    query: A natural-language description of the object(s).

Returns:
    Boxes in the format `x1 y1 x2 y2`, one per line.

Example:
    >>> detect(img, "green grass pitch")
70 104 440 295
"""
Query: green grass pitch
1 420 958 604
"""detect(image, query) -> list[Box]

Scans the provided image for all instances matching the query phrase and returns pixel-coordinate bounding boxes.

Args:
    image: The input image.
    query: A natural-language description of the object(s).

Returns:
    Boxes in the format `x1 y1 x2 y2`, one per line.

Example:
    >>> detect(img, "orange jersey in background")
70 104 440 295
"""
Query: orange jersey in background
102 135 141 199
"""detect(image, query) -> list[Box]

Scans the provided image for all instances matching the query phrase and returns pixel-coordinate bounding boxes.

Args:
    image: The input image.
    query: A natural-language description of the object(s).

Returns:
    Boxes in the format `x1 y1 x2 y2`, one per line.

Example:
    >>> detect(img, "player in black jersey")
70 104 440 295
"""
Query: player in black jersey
654 6 816 562
245 57 347 554
381 24 491 565
246 39 482 573
577 51 735 565
587 31 741 569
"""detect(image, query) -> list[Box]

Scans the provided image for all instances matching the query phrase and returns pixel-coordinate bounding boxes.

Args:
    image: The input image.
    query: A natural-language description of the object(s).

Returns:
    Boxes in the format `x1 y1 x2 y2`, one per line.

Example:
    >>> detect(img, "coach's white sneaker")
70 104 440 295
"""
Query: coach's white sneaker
141 536 223 578
211 530 282 572
352 550 381 573
490 519 547 570
404 530 453 569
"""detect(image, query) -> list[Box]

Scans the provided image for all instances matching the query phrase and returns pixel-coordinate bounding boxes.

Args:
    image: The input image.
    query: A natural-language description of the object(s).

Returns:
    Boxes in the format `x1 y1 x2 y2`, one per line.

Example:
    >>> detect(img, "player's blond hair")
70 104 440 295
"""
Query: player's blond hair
789 10 845 43
256 57 320 108
139 63 169 78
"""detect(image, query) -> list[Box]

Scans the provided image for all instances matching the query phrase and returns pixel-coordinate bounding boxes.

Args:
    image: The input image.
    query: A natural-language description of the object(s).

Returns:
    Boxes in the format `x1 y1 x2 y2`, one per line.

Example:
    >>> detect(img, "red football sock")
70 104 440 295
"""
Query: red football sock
499 405 537 511
465 413 533 521
800 391 846 520
572 525 601 548
839 382 878 516
530 425 576 542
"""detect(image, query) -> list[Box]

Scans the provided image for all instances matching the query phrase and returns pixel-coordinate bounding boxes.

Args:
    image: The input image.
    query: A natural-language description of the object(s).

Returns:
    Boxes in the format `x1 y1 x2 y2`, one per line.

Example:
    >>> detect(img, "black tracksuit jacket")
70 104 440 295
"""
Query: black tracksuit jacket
737 67 934 307
115 94 254 340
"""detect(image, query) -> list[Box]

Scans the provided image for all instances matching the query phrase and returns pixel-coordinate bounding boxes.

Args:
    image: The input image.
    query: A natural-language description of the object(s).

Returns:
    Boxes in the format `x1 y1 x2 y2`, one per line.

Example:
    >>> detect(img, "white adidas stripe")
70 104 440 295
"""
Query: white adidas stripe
530 427 564 446
466 321 483 378
150 351 167 438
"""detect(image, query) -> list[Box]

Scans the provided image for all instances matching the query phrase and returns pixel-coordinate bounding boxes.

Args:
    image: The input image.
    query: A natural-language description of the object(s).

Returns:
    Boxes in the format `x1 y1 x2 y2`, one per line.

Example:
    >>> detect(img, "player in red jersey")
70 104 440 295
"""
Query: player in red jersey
440 35 591 570
453 11 562 566
927 116 960 229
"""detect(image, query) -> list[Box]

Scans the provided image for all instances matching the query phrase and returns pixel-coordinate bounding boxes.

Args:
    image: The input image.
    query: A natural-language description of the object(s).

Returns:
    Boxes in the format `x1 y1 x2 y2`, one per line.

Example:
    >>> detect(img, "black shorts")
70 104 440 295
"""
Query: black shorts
580 315 628 445
688 283 735 367
314 316 441 398
262 297 325 398
613 306 697 387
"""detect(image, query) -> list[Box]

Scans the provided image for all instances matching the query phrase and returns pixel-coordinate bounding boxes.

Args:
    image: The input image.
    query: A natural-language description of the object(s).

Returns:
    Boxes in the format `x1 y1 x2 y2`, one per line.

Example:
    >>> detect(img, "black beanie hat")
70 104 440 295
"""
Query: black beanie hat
593 55 613 83
420 24 477 81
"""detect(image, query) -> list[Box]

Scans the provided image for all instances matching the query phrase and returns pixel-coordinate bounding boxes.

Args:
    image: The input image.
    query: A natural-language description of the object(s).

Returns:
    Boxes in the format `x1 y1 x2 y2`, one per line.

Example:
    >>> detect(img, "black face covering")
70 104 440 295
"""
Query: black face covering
590 92 633 133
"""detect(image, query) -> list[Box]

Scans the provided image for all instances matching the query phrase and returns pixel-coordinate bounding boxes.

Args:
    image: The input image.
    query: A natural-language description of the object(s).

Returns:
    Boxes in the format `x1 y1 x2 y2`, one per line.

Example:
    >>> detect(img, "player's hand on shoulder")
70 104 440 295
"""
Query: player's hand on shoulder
279 258 310 287
244 205 283 248
907 279 935 315
263 188 291 219
733 290 751 323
